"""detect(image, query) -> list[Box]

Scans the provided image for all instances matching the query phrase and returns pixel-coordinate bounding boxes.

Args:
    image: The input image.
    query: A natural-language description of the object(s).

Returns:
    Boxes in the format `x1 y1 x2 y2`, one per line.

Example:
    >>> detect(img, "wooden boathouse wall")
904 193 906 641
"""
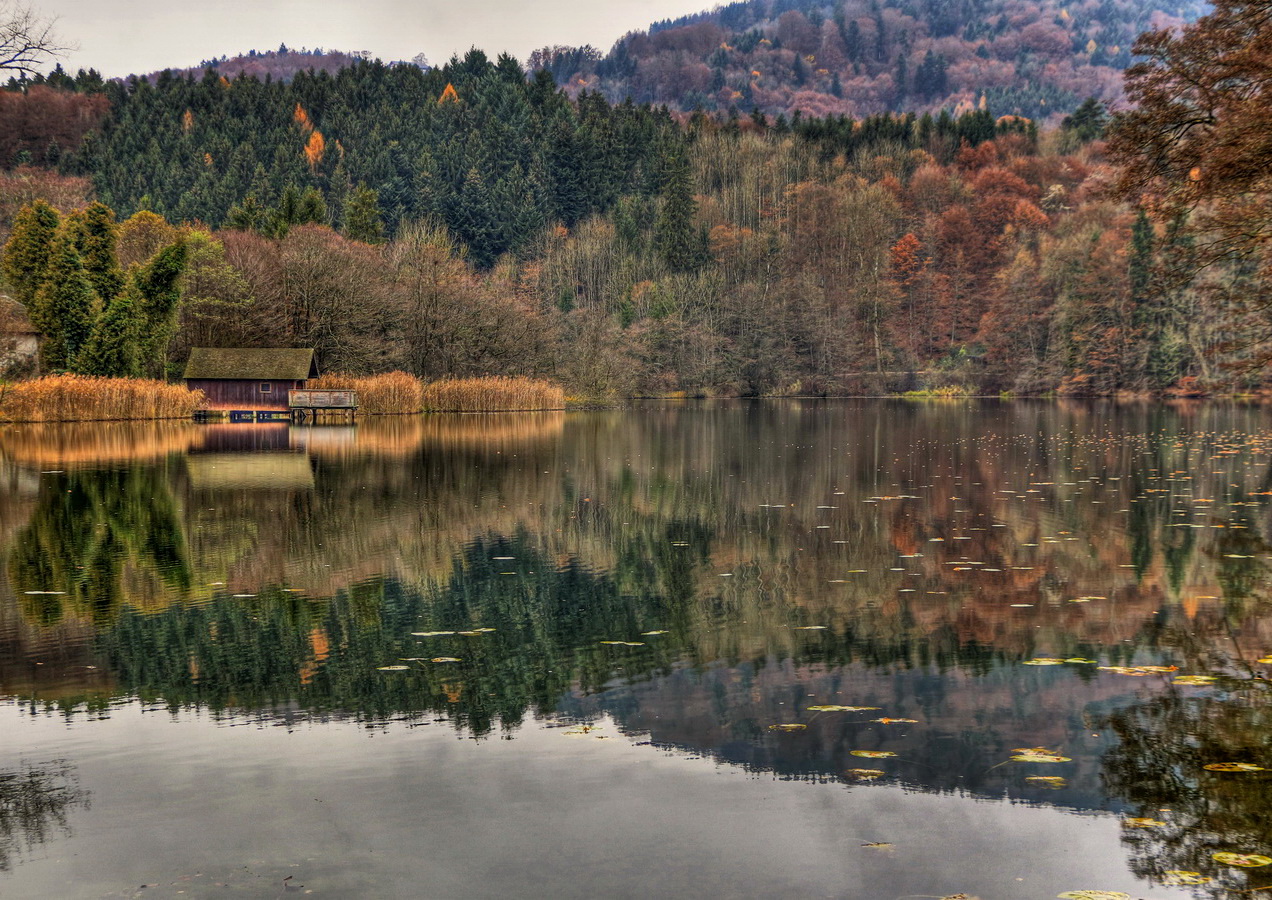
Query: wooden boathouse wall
186 377 307 411
183 347 318 412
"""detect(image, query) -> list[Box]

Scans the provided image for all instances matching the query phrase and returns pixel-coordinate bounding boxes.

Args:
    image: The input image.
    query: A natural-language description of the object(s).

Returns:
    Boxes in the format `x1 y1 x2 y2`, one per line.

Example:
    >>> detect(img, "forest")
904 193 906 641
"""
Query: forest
0 0 1269 398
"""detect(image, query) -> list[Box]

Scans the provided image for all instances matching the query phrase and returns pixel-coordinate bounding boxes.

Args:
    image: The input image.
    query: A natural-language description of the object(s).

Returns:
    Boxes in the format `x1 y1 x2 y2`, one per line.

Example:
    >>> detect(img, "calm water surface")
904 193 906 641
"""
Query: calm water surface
2 401 1271 899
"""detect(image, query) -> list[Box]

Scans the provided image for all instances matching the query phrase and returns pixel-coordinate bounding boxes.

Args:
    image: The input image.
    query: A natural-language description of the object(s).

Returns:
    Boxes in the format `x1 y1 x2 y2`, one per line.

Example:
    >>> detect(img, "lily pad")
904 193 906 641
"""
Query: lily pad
1213 852 1272 867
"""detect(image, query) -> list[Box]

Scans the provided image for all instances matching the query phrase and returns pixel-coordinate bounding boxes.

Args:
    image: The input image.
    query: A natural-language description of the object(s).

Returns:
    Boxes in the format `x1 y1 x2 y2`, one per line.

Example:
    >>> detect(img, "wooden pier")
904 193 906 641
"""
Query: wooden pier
288 389 359 423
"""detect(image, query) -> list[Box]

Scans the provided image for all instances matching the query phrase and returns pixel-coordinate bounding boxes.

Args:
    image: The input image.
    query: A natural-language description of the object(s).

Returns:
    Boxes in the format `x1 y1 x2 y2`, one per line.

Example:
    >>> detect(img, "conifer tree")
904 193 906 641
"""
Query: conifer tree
344 185 385 244
2 200 61 306
132 241 188 377
32 229 99 371
68 202 125 304
78 282 142 377
654 153 704 273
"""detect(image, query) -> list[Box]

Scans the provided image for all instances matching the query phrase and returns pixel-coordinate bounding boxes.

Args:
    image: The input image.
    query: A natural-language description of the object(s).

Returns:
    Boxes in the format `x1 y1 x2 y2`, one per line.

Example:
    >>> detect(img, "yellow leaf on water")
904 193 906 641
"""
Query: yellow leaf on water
1122 817 1166 827
430 657 461 663
641 630 669 635
1161 871 1211 886
1023 658 1065 666
808 705 880 712
794 625 828 630
851 750 896 758
1173 675 1216 685
846 768 886 778
1065 658 1098 664
377 665 410 671
1213 852 1272 867
1026 776 1066 787
769 724 807 732
412 631 455 637
1057 893 1131 900
873 717 918 724
861 842 894 851
1204 762 1267 772
1258 656 1272 664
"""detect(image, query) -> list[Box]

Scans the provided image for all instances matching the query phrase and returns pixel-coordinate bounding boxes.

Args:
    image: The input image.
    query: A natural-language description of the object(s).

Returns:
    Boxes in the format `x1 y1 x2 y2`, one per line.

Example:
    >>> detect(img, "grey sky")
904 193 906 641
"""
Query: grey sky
38 0 710 77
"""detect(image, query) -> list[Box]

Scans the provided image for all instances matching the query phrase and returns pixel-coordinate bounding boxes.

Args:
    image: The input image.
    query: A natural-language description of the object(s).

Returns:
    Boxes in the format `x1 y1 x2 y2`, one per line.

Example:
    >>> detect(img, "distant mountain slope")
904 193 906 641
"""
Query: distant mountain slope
530 0 1208 119
136 47 427 85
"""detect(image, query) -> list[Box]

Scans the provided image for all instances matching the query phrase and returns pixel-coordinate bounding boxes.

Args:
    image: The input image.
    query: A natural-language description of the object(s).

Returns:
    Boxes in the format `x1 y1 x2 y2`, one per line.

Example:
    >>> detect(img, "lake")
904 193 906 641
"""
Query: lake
1 400 1270 899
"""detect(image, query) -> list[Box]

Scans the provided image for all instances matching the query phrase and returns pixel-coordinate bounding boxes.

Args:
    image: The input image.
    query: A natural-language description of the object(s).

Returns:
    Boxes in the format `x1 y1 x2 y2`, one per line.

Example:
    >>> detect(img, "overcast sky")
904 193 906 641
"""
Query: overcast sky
36 0 710 77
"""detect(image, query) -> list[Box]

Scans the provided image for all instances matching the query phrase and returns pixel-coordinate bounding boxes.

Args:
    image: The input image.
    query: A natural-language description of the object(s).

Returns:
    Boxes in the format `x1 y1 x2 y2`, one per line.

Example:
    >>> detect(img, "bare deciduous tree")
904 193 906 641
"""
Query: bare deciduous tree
1 2 69 76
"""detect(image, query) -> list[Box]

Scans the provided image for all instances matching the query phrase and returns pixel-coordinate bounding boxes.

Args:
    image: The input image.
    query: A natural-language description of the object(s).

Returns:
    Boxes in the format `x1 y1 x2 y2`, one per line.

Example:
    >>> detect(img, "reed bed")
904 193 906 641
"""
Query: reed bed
422 376 566 412
0 375 203 422
310 371 424 414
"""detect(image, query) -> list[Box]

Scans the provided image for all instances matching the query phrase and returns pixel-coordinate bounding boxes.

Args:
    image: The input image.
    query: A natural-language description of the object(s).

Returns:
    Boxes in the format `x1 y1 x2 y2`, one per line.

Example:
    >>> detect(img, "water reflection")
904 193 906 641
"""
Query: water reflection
2 403 1272 821
0 760 88 871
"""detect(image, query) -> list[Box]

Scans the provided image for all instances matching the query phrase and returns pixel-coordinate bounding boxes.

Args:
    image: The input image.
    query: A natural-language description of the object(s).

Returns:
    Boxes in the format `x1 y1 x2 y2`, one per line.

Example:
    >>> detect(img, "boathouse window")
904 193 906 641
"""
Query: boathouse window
260 383 271 393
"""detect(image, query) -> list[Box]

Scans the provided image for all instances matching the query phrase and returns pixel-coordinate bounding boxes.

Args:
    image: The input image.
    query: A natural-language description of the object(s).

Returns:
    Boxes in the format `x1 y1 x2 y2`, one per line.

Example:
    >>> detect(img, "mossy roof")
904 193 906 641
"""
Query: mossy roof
183 348 317 381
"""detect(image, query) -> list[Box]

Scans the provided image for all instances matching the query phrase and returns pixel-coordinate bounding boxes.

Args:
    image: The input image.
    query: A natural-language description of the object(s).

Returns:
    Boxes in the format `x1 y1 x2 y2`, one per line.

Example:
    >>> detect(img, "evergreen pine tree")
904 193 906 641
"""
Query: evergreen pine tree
343 185 385 244
653 153 704 273
32 229 99 371
2 201 62 307
77 282 142 377
68 202 125 305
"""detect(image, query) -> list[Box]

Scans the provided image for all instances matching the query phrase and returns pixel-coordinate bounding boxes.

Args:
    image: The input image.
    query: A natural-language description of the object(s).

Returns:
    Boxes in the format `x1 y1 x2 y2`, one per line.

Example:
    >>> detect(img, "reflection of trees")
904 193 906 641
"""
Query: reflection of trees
0 760 88 872
1103 680 1272 895
7 466 191 626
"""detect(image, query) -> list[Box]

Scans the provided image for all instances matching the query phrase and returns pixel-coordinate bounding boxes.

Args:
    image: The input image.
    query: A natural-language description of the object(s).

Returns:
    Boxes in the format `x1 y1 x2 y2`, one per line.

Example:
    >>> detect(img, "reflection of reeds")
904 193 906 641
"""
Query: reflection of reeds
423 376 565 412
0 376 202 422
419 411 565 450
0 421 201 468
310 372 424 414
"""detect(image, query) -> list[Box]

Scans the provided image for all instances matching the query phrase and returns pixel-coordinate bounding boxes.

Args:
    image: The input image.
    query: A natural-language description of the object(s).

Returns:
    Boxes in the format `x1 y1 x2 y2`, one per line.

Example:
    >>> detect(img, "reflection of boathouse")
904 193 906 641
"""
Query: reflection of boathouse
185 423 315 490
183 348 317 411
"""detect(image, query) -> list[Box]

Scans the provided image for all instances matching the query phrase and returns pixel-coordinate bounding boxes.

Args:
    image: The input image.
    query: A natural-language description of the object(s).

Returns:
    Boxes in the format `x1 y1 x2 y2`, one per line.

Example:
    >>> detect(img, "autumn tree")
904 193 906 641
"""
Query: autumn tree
1108 0 1272 362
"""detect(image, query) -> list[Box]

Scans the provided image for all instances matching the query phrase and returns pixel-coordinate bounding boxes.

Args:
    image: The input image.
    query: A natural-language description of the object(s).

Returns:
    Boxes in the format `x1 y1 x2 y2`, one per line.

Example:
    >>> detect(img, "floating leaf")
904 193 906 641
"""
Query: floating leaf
641 630 669 635
1213 852 1272 867
794 625 828 630
1174 675 1217 685
430 657 461 663
1026 776 1067 787
808 705 880 712
769 723 807 732
1122 818 1167 828
1012 748 1071 763
846 768 886 778
861 842 894 851
1057 892 1131 900
1258 656 1272 664
376 665 410 671
1065 658 1098 664
1023 658 1065 666
1161 871 1210 886
851 750 896 758
872 717 918 724
412 631 455 637
1204 762 1267 772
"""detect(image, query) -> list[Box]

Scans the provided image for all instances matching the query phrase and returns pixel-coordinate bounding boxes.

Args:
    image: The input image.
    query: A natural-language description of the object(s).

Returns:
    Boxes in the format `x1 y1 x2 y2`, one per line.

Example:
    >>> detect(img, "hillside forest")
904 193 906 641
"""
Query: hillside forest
0 0 1269 398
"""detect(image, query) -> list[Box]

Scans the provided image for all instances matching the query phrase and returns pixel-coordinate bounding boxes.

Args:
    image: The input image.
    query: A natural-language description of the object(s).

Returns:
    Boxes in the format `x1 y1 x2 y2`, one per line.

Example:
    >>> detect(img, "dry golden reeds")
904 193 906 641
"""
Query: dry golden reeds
310 371 424 414
0 375 203 422
422 376 565 412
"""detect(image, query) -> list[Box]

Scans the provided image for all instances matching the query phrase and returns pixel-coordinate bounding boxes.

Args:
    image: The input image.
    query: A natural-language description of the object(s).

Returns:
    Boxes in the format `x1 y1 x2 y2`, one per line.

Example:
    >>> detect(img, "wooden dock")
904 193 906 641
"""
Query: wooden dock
288 389 359 423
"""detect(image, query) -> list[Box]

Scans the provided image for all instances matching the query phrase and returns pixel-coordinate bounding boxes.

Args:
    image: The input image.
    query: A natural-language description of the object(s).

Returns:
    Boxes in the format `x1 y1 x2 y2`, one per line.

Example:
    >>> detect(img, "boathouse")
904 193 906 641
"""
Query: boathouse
183 348 318 411
0 295 40 376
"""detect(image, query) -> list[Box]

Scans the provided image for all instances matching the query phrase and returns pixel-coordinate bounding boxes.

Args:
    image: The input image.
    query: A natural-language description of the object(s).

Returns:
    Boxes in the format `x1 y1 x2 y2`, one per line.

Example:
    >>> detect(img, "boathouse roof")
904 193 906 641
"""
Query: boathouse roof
183 348 317 381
